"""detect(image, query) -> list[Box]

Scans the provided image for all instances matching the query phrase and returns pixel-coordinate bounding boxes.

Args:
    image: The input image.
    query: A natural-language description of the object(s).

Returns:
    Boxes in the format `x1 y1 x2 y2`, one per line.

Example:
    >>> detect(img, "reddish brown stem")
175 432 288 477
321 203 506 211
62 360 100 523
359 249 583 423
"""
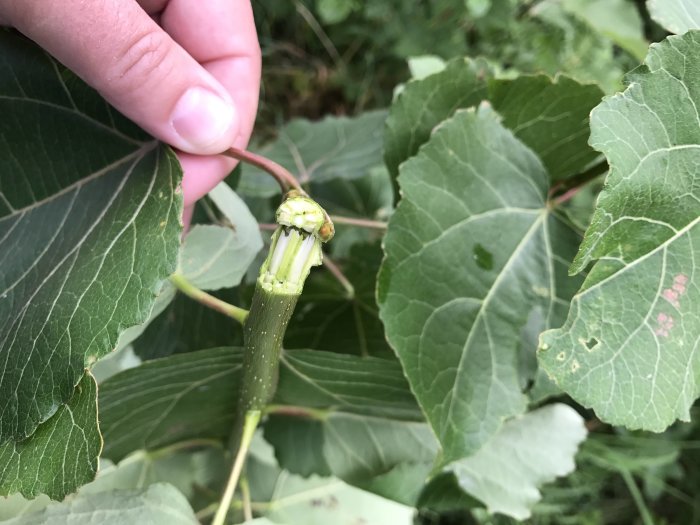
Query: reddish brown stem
222 147 305 195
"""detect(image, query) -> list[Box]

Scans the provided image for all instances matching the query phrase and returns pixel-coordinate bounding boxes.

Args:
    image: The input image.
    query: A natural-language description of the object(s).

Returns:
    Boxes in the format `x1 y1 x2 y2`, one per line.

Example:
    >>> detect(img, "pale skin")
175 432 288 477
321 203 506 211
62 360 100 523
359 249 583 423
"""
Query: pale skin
0 0 262 223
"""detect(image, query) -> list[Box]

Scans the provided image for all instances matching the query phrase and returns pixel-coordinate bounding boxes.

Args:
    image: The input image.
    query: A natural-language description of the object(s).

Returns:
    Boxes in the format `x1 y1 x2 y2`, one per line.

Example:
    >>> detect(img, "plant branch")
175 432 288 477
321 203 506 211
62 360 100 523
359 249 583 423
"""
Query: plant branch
212 410 261 525
169 273 248 325
323 254 355 299
620 469 655 525
264 404 330 420
549 159 608 204
241 476 253 522
329 215 388 230
222 147 304 194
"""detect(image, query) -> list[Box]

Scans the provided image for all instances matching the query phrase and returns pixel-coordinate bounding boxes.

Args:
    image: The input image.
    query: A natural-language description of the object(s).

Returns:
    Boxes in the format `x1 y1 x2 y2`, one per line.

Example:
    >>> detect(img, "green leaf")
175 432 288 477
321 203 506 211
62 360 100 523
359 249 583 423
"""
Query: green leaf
378 106 583 463
99 347 420 460
0 483 198 525
99 348 241 461
309 166 392 258
385 59 603 184
556 0 648 60
0 31 182 442
246 434 417 524
207 182 263 269
275 350 421 420
264 476 416 525
264 414 437 504
489 74 604 181
180 225 254 290
648 0 700 34
285 243 392 357
81 448 226 502
383 58 490 180
447 404 587 520
131 288 243 361
263 418 332 478
238 111 387 197
0 375 100 500
317 0 357 24
539 31 700 432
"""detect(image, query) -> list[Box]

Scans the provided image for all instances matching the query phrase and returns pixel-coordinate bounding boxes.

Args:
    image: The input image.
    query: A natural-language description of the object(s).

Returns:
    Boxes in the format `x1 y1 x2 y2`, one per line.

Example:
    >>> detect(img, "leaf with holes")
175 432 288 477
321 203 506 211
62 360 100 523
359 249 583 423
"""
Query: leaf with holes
539 31 700 431
0 30 181 443
378 106 583 463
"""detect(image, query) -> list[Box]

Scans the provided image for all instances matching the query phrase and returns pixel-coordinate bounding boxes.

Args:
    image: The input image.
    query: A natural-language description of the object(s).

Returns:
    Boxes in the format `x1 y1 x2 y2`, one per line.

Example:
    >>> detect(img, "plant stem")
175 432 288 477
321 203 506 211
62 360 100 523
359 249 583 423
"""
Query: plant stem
620 469 655 525
323 254 355 299
212 410 261 525
222 147 304 194
241 476 253 521
264 404 329 420
329 215 388 229
169 273 248 325
549 159 608 203
238 285 298 415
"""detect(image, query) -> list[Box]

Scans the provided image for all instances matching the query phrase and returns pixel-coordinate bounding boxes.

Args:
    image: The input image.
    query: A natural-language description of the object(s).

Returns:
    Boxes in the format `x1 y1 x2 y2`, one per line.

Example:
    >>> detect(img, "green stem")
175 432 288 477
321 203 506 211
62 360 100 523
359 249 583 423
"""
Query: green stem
222 147 304 195
241 476 253 521
169 273 248 325
212 410 261 525
620 469 655 525
264 404 330 420
323 254 355 299
239 284 299 414
329 215 388 230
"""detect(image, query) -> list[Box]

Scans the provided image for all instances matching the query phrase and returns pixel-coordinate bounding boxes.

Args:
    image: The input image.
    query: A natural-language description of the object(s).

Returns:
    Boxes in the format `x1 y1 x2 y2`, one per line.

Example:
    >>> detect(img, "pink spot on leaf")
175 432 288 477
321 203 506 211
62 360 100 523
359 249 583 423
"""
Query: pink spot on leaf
663 289 680 307
655 313 674 338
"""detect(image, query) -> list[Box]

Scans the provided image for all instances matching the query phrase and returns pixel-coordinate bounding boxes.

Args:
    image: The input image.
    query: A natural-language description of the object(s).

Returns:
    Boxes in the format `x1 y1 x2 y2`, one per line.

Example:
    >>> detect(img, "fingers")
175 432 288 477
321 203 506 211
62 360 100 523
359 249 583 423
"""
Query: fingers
4 0 239 155
161 0 261 203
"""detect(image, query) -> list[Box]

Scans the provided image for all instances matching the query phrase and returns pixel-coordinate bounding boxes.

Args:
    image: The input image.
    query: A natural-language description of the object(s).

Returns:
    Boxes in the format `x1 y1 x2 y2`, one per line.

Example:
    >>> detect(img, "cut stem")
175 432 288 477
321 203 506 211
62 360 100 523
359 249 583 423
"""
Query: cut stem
212 410 261 525
169 273 248 325
222 147 304 194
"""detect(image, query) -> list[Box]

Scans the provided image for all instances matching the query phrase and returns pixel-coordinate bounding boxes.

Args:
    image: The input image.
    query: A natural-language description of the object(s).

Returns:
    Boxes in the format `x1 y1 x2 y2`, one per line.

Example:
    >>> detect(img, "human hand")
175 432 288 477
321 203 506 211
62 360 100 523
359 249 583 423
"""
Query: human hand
0 0 261 219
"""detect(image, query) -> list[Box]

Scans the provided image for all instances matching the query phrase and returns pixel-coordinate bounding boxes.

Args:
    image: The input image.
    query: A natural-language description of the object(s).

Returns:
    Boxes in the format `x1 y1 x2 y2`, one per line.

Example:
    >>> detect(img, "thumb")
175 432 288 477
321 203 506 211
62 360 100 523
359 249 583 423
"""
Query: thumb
6 0 238 154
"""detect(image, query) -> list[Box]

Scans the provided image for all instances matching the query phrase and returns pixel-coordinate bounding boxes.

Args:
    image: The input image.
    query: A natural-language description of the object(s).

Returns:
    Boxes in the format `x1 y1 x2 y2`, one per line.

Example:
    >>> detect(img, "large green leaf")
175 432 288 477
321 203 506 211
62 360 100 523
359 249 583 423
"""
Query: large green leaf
0 374 100 500
384 59 603 185
100 347 420 460
383 57 490 180
0 483 198 525
447 404 587 520
238 111 387 197
246 438 416 525
131 288 243 361
539 32 700 431
648 0 700 34
378 107 583 463
264 414 437 504
0 31 182 442
82 448 226 503
179 225 255 290
489 74 603 181
554 0 648 60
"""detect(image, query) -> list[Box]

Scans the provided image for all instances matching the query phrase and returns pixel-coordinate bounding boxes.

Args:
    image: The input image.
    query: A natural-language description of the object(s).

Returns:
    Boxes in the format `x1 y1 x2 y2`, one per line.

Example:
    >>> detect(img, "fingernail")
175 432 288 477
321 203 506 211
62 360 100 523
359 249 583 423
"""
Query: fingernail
170 87 236 151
